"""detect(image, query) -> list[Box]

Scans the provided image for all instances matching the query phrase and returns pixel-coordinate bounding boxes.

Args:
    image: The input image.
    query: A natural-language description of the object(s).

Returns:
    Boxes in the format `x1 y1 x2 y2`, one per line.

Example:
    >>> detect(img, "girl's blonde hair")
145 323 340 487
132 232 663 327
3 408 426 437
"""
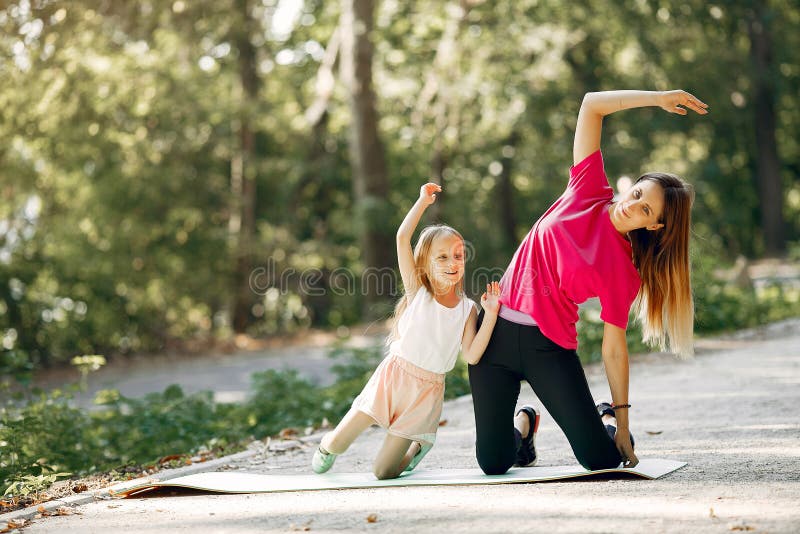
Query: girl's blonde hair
629 172 695 358
388 225 465 343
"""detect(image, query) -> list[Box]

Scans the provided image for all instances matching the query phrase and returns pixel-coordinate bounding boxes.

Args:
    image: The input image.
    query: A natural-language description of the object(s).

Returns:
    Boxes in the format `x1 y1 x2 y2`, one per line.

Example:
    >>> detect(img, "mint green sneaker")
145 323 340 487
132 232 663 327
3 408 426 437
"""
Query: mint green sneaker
403 442 433 472
312 446 338 474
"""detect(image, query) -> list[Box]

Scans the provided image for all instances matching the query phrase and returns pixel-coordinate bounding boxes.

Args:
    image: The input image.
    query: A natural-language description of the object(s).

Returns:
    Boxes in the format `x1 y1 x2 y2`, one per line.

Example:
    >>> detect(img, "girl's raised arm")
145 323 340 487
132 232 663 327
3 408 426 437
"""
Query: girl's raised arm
573 90 708 166
396 183 440 297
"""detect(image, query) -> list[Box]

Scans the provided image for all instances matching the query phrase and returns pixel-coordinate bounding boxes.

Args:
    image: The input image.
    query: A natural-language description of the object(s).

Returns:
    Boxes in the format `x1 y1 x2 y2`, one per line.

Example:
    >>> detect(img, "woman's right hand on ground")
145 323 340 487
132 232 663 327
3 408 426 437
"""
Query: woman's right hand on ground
419 183 441 206
614 427 639 468
658 90 709 116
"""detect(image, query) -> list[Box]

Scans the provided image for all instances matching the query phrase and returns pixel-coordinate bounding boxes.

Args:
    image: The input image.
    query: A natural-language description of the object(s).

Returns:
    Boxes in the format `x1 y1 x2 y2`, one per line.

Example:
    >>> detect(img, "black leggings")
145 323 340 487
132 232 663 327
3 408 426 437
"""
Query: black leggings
468 314 622 474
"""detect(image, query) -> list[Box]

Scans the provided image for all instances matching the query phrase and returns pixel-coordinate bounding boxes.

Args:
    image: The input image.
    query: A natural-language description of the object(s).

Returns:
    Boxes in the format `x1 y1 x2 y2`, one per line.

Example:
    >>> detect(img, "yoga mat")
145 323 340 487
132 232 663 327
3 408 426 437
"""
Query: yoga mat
117 458 686 497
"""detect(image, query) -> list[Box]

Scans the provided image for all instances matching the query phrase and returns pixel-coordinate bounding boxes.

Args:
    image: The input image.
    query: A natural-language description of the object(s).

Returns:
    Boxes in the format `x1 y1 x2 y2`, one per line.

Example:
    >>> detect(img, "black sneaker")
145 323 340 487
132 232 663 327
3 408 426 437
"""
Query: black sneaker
596 401 615 418
514 405 540 467
596 402 635 448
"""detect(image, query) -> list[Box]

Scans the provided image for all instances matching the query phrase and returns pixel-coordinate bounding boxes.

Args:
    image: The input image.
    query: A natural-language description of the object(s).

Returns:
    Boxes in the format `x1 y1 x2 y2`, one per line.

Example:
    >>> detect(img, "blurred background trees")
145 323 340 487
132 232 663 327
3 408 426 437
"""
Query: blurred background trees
1 0 798 374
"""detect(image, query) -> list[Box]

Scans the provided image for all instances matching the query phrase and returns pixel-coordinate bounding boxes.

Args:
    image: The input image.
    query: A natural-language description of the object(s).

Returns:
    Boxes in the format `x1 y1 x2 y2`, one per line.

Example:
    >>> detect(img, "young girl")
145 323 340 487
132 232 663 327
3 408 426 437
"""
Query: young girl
312 183 501 479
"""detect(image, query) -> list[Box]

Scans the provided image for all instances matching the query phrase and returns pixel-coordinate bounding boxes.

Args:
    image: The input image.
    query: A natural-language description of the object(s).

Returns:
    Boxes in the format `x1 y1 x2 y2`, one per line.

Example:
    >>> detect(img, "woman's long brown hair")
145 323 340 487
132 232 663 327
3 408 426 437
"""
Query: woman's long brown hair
629 173 695 357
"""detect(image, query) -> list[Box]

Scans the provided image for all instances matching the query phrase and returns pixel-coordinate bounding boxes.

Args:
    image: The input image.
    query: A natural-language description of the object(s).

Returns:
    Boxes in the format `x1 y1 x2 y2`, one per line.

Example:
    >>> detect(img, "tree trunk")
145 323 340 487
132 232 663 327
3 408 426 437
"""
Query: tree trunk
340 0 393 317
230 0 260 332
498 131 520 250
747 1 785 256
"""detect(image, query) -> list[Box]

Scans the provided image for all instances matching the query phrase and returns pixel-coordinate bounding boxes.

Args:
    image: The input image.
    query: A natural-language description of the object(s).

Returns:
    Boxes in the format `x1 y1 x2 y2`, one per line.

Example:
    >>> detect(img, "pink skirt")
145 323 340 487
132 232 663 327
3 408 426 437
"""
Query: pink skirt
351 354 445 446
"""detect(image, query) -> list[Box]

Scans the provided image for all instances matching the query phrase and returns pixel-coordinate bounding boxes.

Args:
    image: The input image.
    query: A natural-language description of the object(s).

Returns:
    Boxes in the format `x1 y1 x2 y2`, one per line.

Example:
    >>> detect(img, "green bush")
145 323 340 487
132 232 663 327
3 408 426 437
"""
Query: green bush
1 387 97 497
236 369 329 438
92 385 243 467
692 252 800 333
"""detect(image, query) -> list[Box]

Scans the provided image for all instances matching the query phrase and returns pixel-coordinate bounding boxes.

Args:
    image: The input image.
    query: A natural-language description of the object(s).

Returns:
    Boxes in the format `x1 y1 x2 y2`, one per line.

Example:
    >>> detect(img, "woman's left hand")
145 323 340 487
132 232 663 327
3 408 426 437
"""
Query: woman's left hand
480 281 501 315
614 427 639 468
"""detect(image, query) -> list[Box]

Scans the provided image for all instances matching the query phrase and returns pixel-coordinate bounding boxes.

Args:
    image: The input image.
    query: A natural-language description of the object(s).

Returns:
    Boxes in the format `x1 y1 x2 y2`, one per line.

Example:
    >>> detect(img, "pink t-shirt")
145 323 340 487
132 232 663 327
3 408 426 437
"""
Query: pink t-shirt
499 150 641 349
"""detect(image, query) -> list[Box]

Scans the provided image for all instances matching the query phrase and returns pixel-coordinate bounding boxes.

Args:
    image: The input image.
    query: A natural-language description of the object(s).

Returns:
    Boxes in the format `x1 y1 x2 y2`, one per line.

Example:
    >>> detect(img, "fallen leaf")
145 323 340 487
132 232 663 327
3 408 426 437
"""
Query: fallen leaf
709 507 717 518
366 514 378 523
645 430 663 435
728 522 755 531
55 506 74 516
279 427 298 439
72 483 88 493
438 419 448 427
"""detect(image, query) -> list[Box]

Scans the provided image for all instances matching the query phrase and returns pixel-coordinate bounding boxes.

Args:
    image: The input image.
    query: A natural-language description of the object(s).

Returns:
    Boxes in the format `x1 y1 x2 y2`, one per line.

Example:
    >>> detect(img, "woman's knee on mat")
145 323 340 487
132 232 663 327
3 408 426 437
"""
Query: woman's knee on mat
575 448 621 471
476 449 515 475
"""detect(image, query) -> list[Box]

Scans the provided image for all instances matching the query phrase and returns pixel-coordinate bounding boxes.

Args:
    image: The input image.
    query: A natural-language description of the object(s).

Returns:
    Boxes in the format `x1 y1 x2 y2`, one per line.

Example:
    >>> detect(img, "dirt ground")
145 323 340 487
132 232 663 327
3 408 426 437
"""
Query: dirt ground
13 319 800 533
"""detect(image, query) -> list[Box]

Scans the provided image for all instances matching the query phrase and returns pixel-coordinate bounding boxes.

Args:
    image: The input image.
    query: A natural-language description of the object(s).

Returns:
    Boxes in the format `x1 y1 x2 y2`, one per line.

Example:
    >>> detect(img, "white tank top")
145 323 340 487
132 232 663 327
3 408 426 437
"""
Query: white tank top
388 289 475 374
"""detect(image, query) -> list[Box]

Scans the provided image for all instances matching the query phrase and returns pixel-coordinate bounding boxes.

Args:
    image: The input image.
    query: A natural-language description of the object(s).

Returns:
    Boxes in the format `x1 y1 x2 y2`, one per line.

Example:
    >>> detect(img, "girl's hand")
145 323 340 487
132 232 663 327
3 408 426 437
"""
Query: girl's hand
658 90 709 116
420 183 441 206
480 281 502 315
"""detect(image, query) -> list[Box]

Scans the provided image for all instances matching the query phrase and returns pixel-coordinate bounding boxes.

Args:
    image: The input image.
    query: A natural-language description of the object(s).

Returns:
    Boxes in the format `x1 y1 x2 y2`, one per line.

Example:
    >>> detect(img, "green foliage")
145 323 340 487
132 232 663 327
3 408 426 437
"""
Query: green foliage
1 0 798 375
3 470 72 499
235 369 326 438
693 258 800 333
92 385 243 467
0 387 97 497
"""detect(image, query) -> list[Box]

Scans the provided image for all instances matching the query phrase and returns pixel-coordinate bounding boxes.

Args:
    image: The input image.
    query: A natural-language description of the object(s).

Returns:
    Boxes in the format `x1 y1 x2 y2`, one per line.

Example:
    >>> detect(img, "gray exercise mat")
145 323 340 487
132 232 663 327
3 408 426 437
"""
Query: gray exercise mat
118 458 686 497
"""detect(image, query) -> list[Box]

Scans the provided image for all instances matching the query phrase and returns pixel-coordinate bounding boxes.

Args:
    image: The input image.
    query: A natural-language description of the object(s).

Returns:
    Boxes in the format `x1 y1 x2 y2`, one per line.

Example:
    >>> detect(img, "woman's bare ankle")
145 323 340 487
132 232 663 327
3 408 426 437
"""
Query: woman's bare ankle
601 414 617 426
514 411 530 438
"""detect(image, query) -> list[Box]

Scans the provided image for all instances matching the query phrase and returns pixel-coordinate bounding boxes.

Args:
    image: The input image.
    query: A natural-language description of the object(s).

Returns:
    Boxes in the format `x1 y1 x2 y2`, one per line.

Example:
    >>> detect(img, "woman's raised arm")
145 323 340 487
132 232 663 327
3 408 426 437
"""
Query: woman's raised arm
573 90 708 166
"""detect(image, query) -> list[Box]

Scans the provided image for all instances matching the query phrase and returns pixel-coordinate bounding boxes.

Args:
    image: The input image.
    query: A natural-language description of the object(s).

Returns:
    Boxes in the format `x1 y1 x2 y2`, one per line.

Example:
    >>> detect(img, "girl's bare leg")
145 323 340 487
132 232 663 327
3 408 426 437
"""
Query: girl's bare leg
372 433 417 480
320 409 376 454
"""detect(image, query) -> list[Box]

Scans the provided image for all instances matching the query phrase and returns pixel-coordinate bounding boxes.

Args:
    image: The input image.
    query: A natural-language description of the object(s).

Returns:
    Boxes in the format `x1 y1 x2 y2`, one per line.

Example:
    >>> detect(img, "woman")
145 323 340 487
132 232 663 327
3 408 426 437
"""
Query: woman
469 89 708 474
